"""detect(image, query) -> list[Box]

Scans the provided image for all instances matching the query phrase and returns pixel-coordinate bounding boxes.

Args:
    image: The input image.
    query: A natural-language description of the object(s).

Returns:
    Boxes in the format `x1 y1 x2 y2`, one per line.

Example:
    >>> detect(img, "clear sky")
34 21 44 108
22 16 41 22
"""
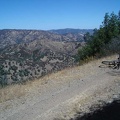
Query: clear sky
0 0 120 30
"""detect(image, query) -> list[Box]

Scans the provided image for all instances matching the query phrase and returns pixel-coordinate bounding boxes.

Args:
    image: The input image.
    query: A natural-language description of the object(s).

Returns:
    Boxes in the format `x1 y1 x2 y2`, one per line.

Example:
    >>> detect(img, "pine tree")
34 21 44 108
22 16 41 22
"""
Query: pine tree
118 10 120 34
108 12 119 37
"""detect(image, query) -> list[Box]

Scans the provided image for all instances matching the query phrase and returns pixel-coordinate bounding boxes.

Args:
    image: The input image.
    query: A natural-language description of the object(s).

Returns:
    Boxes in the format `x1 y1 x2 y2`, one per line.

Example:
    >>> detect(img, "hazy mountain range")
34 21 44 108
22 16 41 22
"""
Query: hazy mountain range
0 28 92 86
48 28 93 34
0 29 93 48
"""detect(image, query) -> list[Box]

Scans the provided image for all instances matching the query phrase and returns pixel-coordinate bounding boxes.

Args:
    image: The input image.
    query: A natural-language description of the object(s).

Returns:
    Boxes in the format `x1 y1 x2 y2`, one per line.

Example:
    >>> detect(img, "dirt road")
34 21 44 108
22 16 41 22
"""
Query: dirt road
0 56 120 120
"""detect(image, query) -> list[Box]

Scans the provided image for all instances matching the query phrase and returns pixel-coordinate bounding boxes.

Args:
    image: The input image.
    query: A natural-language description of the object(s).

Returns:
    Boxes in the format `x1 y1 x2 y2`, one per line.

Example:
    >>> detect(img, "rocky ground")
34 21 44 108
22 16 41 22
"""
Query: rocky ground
0 55 120 120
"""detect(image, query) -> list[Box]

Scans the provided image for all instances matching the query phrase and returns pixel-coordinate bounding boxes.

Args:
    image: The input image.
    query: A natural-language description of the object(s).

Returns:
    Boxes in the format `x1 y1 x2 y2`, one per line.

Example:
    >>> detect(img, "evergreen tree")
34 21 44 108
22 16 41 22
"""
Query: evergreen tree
77 10 120 61
102 13 110 27
108 12 119 37
118 10 120 34
84 32 91 42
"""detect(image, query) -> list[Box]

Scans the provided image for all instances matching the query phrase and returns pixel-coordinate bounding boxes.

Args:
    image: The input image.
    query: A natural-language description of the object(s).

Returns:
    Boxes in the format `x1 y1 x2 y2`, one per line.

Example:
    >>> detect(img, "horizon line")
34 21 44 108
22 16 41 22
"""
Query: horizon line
0 28 94 31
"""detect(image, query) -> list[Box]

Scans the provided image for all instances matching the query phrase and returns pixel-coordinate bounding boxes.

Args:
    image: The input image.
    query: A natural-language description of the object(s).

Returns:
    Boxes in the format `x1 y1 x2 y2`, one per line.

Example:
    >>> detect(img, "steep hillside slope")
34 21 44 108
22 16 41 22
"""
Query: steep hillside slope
0 29 84 85
0 55 120 120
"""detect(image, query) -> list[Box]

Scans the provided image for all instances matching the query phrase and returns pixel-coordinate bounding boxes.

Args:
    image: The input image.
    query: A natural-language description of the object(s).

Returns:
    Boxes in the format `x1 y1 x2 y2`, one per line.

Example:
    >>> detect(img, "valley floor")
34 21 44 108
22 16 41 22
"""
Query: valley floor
0 55 120 120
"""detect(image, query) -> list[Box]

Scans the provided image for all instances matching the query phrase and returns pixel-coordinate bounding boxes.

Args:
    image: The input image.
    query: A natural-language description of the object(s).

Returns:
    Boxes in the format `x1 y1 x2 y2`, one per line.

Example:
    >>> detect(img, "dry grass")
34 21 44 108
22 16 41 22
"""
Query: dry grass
0 84 26 103
0 54 117 103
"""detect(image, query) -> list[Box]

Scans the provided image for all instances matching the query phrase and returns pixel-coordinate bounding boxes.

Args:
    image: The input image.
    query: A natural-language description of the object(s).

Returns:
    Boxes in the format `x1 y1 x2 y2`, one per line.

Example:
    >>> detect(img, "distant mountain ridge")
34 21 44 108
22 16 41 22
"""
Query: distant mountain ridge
0 29 88 48
0 29 85 86
48 28 93 34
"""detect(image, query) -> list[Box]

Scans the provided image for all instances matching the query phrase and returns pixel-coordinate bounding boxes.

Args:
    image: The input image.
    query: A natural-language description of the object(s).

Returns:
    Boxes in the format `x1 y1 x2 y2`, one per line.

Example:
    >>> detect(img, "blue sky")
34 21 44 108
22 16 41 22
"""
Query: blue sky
0 0 120 30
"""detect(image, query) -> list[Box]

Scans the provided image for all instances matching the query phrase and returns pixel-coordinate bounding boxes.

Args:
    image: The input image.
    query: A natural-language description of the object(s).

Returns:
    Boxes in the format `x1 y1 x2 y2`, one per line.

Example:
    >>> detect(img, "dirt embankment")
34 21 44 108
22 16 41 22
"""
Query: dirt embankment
0 55 120 120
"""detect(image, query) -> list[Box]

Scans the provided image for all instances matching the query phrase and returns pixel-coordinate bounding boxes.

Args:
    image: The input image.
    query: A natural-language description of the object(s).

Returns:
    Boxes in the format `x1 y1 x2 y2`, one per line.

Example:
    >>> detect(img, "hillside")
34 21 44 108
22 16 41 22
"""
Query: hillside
0 29 86 86
0 55 120 120
0 29 87 48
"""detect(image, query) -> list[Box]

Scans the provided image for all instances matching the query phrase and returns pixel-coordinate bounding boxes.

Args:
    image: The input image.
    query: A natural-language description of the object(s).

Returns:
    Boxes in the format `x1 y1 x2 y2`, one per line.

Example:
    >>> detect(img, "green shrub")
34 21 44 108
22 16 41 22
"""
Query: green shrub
77 10 120 61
